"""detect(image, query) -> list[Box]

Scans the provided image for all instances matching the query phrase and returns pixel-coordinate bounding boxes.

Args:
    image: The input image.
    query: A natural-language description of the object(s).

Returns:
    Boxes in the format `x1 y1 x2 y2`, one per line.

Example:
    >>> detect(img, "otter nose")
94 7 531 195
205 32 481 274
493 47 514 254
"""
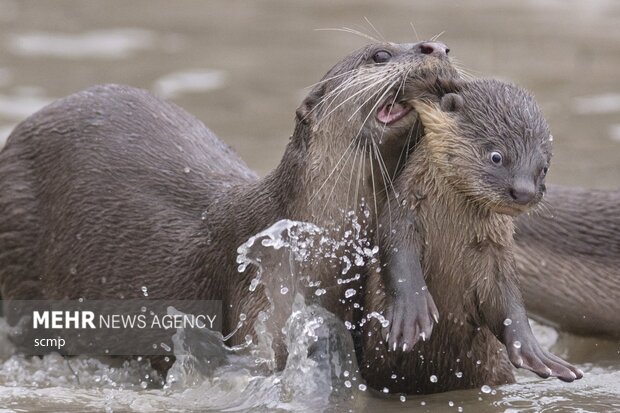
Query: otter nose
416 41 450 57
509 180 536 205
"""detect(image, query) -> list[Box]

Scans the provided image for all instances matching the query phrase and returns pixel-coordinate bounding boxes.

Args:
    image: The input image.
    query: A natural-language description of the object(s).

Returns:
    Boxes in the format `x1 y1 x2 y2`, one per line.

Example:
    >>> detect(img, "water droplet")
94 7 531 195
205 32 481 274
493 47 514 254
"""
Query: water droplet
476 360 482 365
78 297 84 303
503 318 512 326
481 385 492 394
315 288 326 296
358 384 367 391
391 374 397 379
140 381 148 389
280 287 289 294
141 286 148 297
344 380 352 388
455 371 463 378
183 166 190 174
239 313 247 321
458 407 464 412
420 401 426 406
160 342 171 352
513 341 522 349
201 211 208 220
400 395 406 402
249 278 259 291
382 387 389 393
69 265 77 275
430 375 438 383
345 288 356 298
141 306 146 312
354 254 364 266
449 401 454 407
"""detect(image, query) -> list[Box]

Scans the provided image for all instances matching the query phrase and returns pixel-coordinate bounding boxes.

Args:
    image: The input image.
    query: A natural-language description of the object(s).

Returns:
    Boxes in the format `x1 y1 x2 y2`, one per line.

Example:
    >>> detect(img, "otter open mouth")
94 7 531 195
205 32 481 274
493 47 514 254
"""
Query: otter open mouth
376 98 412 125
492 203 530 217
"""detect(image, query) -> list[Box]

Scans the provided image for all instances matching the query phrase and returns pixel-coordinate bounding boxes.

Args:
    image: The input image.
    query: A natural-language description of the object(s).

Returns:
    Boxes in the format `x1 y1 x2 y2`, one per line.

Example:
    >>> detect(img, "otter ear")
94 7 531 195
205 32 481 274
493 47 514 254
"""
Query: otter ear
296 84 325 125
440 93 463 112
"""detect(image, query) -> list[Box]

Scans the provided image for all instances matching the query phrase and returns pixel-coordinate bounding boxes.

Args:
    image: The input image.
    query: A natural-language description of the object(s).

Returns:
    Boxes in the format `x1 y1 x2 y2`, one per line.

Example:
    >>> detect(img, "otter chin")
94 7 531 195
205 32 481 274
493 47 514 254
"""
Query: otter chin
491 203 532 217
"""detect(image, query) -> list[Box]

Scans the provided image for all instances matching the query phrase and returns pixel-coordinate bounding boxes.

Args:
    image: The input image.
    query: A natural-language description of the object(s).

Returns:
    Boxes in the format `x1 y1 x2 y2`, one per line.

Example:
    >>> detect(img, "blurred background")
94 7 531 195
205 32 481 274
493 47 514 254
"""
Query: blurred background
0 0 618 187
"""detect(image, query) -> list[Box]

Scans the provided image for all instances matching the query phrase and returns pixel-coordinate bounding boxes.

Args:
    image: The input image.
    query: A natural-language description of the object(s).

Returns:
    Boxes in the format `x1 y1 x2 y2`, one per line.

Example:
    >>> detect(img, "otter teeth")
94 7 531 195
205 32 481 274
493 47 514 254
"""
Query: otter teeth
377 100 412 125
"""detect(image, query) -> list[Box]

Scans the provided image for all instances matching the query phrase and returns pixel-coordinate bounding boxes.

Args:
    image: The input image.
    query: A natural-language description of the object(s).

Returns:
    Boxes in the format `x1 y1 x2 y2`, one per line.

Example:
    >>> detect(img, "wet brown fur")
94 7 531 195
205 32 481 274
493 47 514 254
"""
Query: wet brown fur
0 42 457 369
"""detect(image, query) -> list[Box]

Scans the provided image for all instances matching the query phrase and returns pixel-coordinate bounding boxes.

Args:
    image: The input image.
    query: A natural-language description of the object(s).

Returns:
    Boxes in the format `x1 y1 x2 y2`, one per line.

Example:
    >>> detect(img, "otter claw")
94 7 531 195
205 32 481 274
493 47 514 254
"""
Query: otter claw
514 357 523 367
506 336 582 382
384 289 438 352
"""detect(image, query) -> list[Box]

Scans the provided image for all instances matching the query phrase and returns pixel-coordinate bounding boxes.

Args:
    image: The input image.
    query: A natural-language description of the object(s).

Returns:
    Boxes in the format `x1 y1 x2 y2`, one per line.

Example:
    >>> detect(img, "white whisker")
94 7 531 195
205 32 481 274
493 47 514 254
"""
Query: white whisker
309 138 358 204
315 27 380 43
410 21 420 42
363 17 386 42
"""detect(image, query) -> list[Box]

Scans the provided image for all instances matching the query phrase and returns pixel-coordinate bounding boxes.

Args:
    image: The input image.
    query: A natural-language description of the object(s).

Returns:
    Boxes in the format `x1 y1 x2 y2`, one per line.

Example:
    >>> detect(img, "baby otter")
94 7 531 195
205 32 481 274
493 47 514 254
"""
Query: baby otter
362 78 583 394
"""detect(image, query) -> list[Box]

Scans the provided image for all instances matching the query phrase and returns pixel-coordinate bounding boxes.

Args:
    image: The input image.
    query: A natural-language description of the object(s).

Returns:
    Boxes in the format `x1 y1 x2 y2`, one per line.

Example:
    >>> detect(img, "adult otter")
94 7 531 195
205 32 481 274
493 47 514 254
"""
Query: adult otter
362 78 582 394
0 41 457 367
515 185 620 338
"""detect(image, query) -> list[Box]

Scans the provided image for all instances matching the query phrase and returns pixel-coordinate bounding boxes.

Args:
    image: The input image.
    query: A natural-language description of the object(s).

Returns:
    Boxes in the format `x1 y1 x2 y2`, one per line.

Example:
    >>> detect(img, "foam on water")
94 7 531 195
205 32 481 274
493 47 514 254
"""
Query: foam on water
152 70 227 99
572 93 620 115
8 29 157 59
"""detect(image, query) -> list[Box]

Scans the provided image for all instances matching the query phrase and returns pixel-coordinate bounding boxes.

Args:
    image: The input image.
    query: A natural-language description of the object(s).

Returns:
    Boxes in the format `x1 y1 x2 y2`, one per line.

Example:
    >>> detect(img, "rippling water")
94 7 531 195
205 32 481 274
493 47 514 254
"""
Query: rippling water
0 0 618 411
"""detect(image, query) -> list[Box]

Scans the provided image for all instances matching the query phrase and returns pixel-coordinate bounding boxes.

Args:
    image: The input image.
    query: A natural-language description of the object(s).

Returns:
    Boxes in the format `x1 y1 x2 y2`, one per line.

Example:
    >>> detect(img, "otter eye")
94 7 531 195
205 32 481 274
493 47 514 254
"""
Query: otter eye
372 50 392 64
490 151 503 165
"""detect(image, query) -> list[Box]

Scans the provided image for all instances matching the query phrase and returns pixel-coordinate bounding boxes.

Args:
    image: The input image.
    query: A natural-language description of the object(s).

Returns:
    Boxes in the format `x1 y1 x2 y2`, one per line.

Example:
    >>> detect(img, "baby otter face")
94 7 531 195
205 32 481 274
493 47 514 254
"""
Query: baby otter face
418 79 553 216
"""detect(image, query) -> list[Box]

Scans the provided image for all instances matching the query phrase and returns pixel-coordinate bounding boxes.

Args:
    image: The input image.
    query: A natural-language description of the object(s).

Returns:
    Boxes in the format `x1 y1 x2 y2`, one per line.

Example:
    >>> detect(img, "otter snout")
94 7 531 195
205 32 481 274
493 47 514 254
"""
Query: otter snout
509 179 537 205
416 41 450 58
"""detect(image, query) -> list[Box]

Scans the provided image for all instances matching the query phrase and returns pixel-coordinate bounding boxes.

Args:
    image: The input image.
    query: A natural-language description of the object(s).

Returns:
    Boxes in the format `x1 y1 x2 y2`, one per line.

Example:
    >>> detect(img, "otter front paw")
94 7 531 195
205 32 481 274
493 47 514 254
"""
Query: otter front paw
383 289 439 352
505 334 583 382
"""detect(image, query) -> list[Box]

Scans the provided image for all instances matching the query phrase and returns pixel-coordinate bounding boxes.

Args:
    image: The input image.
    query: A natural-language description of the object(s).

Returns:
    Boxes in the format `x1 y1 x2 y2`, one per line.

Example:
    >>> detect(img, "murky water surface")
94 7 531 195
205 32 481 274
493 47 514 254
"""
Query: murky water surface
0 0 618 412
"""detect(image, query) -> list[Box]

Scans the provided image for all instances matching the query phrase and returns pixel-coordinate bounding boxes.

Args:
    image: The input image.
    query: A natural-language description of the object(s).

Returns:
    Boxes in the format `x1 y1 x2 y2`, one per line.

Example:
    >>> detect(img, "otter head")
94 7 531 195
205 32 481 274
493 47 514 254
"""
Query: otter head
416 79 553 216
294 41 459 212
